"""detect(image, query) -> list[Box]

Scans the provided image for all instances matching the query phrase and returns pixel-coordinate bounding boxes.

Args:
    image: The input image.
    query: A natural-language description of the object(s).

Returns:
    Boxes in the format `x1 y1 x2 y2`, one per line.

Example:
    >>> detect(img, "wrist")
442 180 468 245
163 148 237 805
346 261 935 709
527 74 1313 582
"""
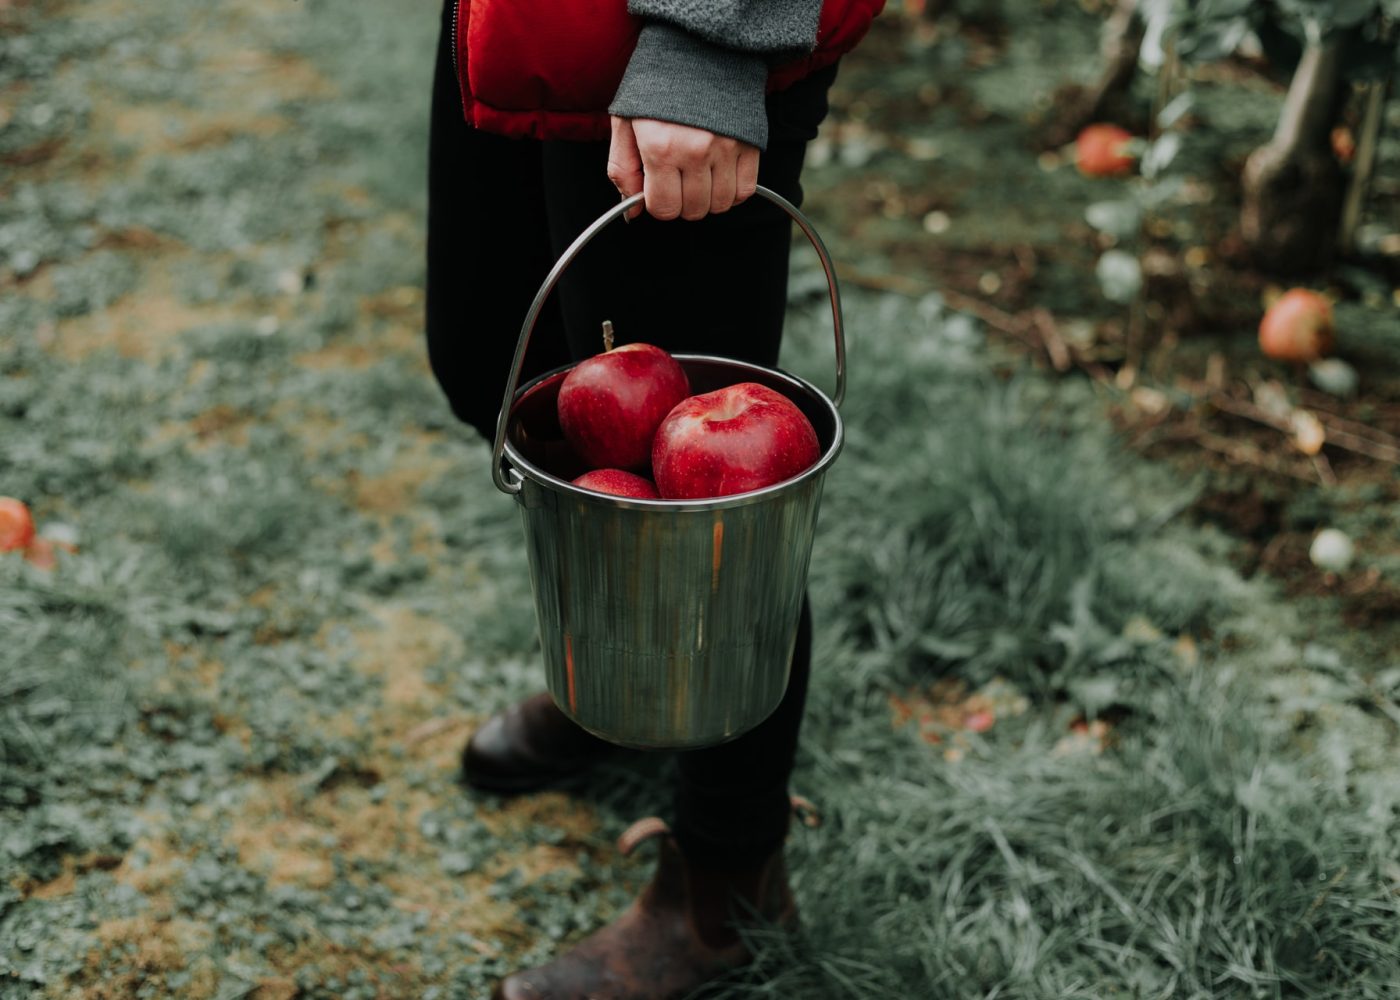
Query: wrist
610 23 770 150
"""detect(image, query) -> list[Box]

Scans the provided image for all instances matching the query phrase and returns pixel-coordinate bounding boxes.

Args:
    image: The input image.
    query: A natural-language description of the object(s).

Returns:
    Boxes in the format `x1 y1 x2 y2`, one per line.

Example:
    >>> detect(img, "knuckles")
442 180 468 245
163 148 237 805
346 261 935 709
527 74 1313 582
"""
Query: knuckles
642 131 736 170
646 198 682 221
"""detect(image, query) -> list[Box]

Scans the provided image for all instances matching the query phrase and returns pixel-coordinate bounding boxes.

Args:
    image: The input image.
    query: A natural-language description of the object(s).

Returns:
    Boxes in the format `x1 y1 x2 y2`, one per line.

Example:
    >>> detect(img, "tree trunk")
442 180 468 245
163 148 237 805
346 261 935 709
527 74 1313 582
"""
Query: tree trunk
1338 74 1392 255
1239 35 1347 274
1043 0 1144 147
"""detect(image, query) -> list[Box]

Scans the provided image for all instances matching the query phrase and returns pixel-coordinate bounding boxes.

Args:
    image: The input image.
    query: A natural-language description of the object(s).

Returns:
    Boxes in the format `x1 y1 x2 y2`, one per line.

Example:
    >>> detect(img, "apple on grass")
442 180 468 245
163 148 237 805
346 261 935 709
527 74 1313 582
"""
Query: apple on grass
1076 124 1136 177
652 382 820 500
0 497 35 552
1259 289 1333 364
571 469 660 499
0 497 61 571
557 339 689 472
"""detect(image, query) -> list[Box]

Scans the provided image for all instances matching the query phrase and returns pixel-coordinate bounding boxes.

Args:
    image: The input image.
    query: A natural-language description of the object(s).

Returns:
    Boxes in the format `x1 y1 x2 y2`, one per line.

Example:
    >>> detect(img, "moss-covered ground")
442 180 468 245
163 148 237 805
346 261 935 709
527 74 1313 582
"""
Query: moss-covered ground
3 1 1398 997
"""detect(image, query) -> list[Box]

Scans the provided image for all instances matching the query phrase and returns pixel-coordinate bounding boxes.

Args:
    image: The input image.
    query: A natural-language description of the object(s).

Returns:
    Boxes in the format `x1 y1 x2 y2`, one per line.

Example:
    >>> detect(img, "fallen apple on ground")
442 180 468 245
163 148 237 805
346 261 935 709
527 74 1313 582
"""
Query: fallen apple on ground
652 382 819 499
557 341 689 471
571 469 660 499
1259 288 1333 364
1076 124 1136 177
0 497 35 552
1331 126 1355 165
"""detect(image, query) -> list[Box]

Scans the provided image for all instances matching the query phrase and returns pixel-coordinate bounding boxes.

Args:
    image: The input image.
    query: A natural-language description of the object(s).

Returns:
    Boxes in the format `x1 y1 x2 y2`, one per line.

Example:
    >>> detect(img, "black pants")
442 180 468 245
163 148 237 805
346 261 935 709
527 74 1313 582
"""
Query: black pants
426 0 835 863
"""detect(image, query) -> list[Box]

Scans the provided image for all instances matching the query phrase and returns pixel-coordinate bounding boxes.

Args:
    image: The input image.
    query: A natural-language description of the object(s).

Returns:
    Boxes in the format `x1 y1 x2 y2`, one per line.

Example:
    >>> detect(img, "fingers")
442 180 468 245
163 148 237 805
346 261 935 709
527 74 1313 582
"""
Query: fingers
709 161 737 216
642 164 683 222
735 145 760 206
626 118 760 221
606 116 645 220
681 168 712 221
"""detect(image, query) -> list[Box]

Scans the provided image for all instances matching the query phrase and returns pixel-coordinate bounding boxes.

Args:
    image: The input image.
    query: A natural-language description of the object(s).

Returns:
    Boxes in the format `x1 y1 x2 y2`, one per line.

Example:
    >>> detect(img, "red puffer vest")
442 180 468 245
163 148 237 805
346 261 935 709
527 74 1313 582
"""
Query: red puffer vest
453 0 885 142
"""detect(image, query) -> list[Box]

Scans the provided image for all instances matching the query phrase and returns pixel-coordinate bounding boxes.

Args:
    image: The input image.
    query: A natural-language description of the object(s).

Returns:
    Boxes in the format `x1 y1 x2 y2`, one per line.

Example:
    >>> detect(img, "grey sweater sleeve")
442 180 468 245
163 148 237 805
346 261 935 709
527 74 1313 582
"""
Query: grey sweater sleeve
609 0 822 150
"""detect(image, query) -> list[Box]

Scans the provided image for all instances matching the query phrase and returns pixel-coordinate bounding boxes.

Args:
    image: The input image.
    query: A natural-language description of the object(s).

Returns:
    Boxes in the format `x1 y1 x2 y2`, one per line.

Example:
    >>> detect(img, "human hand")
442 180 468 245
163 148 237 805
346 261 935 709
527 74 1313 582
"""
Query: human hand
607 115 760 222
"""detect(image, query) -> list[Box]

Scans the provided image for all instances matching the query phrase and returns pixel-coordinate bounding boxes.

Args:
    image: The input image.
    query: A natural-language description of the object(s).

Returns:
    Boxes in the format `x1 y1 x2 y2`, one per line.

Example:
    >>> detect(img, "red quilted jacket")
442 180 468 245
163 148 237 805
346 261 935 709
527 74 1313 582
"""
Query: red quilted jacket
452 0 885 141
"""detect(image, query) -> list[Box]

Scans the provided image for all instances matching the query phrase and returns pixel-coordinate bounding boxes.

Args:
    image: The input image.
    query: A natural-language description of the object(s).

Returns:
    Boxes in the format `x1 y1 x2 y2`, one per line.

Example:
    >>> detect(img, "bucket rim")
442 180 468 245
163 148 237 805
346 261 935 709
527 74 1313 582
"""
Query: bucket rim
501 352 844 513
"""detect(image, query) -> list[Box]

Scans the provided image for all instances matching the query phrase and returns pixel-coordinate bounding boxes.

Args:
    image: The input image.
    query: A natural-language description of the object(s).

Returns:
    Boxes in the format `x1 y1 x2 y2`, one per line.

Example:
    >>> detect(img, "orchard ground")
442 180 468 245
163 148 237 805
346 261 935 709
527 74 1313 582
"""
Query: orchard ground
2 1 1399 998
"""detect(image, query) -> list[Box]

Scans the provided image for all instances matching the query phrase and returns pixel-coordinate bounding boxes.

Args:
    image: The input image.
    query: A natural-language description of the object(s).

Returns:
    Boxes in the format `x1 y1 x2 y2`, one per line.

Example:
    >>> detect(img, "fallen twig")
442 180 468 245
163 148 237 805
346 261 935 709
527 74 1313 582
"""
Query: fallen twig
1311 452 1339 487
405 715 472 746
836 267 1397 477
1031 307 1073 373
838 268 1054 357
1205 391 1400 466
1187 428 1318 483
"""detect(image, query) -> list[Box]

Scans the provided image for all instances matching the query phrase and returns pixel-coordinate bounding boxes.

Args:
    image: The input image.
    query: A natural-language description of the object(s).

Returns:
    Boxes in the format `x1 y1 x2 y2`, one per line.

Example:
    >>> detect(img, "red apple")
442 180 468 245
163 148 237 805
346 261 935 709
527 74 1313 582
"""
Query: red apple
557 343 690 471
1259 289 1333 364
571 469 660 499
1076 124 1135 177
652 383 820 499
1331 126 1355 165
0 497 35 553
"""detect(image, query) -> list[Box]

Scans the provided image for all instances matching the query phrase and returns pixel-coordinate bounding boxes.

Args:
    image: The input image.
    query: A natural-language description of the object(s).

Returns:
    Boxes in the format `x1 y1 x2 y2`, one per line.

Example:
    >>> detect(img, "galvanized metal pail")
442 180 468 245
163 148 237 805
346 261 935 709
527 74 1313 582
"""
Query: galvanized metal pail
490 187 846 750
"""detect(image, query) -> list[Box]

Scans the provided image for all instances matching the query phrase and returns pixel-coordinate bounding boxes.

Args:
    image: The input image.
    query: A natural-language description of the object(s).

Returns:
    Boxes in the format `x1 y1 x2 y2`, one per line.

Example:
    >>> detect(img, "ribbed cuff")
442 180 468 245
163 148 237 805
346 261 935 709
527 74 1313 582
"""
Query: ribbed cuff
609 23 770 150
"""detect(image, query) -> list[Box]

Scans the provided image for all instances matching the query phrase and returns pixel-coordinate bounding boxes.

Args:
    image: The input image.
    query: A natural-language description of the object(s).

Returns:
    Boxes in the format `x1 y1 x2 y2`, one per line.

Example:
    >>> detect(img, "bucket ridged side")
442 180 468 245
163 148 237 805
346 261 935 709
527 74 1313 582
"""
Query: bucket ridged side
520 471 824 749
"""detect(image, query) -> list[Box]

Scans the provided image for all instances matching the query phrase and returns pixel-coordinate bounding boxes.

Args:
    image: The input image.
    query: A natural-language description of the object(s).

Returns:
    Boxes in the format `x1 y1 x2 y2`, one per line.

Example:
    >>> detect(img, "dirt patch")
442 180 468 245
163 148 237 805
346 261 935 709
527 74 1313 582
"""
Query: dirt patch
226 794 336 889
72 917 219 1000
148 403 256 451
289 408 372 462
361 284 425 324
1257 530 1400 630
92 914 215 967
345 604 461 686
199 47 339 102
346 434 454 515
105 847 180 915
295 340 382 371
480 791 602 849
293 266 427 374
93 98 289 160
487 842 583 895
229 772 520 945
51 274 239 362
310 603 469 776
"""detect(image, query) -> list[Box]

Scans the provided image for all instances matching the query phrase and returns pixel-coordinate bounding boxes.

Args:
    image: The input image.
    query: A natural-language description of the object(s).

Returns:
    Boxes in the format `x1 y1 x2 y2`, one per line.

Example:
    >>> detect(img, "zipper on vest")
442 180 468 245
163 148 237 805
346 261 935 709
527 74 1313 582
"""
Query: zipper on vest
450 0 460 82
450 0 472 119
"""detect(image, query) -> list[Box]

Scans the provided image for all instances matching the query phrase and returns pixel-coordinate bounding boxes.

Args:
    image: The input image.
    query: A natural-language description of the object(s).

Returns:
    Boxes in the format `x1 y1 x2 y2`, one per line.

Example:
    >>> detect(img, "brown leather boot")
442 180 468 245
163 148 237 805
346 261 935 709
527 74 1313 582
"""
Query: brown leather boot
461 692 621 793
492 817 796 1000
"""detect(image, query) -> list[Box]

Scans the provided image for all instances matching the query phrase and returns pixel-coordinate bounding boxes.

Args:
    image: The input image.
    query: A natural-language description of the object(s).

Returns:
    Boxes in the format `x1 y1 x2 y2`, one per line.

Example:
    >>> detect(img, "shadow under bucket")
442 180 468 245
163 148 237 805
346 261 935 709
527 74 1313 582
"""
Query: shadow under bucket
492 187 847 750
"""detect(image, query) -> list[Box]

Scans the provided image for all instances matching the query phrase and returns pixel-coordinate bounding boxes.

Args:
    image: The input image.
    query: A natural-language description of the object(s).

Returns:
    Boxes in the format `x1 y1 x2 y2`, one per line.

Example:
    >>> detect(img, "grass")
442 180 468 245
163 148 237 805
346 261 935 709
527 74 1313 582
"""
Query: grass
2 0 1398 997
726 668 1400 998
702 295 1400 999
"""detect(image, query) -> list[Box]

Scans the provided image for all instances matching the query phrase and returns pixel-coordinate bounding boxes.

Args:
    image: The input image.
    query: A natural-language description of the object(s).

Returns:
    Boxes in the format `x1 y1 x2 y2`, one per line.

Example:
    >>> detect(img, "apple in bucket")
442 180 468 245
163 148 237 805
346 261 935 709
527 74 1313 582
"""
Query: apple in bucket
571 469 661 499
557 333 689 471
652 382 820 499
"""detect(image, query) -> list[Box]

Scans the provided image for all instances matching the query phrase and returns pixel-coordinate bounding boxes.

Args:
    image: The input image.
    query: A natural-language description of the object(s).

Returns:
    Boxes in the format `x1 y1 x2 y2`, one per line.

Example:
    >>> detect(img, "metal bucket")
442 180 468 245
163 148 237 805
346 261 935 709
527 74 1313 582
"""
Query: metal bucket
491 187 846 750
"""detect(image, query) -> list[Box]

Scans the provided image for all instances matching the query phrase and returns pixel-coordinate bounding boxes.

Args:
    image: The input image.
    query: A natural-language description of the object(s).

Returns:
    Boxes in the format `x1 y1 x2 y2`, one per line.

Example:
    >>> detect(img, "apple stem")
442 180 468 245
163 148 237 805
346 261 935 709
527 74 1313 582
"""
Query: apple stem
602 320 615 352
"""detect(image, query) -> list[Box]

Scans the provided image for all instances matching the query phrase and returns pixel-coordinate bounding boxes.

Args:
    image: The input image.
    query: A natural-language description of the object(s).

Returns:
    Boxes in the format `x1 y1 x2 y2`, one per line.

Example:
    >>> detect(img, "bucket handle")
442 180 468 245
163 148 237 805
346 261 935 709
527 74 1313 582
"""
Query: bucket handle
491 186 846 496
